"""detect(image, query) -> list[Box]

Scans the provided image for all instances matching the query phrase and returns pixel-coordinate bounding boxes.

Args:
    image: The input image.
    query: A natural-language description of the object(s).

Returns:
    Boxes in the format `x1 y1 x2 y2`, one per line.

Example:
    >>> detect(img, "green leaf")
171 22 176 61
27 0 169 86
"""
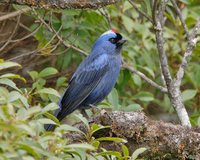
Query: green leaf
197 117 200 126
8 91 21 102
75 114 89 129
56 77 67 87
23 106 41 120
28 71 38 81
8 91 29 108
95 137 127 143
124 103 143 112
39 67 58 78
55 124 85 135
91 124 110 135
66 143 95 150
42 102 59 113
37 118 57 125
92 140 100 149
0 60 21 70
131 147 147 160
122 145 129 158
43 112 60 124
17 124 36 136
0 73 26 82
96 151 122 158
142 67 155 79
178 0 189 4
18 143 41 159
134 92 154 102
0 78 21 93
122 15 134 33
181 89 197 102
35 88 60 97
107 88 119 109
132 74 141 87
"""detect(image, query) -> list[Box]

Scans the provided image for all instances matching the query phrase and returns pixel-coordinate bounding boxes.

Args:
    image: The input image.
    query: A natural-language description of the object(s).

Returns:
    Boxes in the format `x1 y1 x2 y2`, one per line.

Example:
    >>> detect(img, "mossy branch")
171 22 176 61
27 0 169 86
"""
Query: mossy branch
2 0 121 9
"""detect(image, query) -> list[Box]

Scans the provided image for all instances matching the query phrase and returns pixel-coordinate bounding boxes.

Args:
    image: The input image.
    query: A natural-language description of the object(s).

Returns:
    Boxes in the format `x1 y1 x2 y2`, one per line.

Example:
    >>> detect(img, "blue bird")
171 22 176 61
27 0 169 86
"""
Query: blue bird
45 30 126 131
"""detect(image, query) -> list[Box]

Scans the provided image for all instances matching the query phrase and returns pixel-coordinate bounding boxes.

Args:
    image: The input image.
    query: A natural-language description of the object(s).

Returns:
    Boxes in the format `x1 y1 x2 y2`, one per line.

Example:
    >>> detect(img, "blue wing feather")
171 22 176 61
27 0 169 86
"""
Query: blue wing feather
56 54 109 121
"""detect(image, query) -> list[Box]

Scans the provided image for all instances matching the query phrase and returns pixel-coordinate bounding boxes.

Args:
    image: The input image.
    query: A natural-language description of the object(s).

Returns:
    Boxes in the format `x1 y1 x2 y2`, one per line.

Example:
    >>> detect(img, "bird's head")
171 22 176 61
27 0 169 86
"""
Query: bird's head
92 29 127 54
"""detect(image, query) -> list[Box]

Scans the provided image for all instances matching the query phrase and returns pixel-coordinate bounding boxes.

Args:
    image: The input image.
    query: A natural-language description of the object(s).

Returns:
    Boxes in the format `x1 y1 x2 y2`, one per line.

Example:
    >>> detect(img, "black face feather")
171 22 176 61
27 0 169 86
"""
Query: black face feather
116 33 122 40
109 32 126 49
109 33 122 44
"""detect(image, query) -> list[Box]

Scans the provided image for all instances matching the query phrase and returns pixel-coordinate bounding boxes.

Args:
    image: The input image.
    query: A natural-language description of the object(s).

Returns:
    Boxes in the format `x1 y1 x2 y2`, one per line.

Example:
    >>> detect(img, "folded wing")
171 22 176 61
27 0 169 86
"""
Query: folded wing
56 54 109 121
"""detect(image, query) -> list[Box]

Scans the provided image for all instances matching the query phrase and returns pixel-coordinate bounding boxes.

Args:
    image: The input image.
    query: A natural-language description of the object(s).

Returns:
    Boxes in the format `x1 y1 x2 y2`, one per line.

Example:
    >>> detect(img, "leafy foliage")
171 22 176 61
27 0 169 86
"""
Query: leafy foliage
0 60 147 159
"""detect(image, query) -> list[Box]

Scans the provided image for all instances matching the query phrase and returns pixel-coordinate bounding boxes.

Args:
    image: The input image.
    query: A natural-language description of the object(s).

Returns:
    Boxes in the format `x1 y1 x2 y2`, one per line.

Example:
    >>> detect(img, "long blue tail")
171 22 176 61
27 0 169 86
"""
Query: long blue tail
45 124 55 131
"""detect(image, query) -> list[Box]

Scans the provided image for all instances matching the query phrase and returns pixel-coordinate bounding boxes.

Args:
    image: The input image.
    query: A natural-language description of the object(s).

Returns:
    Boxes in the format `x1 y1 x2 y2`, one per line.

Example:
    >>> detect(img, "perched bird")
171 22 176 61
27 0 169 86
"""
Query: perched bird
45 29 126 131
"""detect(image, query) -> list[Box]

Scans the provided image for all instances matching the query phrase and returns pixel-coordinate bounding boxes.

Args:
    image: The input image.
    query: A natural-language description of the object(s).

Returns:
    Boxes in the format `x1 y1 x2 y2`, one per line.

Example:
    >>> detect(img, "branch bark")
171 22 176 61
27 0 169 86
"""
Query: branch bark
0 7 31 22
67 111 200 159
123 63 168 93
152 0 191 127
174 18 200 87
2 0 120 9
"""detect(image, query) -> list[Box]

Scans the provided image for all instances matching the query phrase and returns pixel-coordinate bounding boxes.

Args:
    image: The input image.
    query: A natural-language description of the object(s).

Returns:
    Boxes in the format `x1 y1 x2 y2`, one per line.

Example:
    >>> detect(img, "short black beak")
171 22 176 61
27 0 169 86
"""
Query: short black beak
117 38 127 45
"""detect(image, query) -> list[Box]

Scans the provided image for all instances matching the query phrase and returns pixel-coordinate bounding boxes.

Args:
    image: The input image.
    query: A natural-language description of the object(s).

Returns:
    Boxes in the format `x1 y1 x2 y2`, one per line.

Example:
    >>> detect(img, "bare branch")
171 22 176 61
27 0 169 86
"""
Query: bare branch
128 0 153 23
175 19 200 87
98 8 112 28
123 63 168 93
11 24 42 43
170 0 190 40
0 15 21 53
32 9 88 56
153 1 172 85
2 0 120 9
0 7 31 22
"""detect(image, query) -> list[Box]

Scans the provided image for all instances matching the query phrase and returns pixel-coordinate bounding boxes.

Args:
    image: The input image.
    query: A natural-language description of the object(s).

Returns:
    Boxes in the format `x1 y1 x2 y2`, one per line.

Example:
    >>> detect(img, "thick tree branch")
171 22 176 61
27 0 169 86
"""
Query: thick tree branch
152 1 191 127
2 0 120 9
67 111 200 159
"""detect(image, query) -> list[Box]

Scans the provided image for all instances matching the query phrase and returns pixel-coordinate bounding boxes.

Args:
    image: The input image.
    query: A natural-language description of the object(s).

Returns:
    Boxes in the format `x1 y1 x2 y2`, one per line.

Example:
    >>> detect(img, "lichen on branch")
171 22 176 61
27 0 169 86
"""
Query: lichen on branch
2 0 121 9
67 111 200 159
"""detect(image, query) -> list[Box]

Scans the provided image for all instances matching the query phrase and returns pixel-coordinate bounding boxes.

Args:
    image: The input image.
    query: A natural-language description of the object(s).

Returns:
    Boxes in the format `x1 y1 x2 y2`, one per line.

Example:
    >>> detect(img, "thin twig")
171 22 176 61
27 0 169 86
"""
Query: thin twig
7 44 58 61
11 24 42 42
128 0 153 24
175 18 200 87
43 24 63 49
0 7 31 22
123 64 168 93
170 0 190 40
0 15 21 53
32 9 88 56
98 8 111 28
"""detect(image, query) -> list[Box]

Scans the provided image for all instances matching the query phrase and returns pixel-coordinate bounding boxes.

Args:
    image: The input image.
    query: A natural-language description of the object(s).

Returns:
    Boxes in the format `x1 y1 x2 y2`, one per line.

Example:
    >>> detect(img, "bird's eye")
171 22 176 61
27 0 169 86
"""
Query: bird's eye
109 38 116 44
